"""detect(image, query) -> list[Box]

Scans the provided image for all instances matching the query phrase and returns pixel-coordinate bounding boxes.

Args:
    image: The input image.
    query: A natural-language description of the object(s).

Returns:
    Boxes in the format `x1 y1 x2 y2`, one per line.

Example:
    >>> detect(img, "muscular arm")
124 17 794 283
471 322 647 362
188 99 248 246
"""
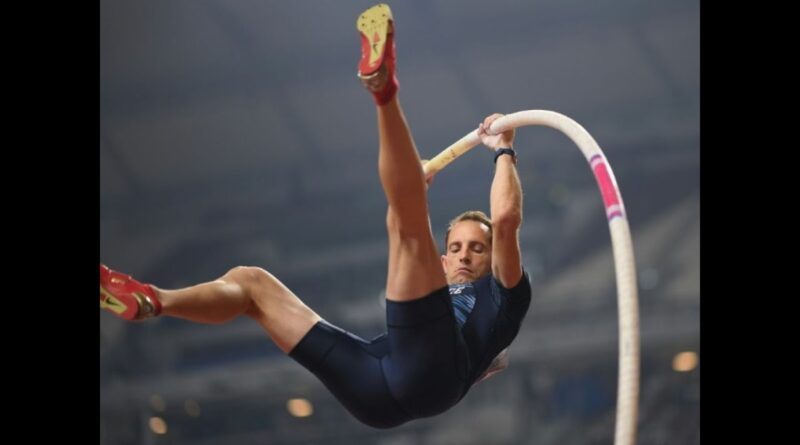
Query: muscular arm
480 114 523 288
490 151 523 287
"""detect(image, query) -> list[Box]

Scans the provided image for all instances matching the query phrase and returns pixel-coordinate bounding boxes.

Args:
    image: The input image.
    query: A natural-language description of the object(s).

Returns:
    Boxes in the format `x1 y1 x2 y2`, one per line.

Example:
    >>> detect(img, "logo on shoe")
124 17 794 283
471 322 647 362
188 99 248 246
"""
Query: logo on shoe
372 32 382 56
100 286 127 315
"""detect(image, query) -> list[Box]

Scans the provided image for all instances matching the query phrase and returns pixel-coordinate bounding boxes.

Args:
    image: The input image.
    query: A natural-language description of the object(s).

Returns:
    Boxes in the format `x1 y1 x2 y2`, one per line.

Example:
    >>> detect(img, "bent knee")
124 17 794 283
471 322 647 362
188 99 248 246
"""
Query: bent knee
223 265 275 288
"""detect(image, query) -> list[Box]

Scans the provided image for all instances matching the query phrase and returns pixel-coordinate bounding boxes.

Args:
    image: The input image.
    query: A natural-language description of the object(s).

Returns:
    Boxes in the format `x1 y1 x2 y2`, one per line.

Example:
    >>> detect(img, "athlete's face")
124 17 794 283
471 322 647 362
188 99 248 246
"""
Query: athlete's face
441 220 492 284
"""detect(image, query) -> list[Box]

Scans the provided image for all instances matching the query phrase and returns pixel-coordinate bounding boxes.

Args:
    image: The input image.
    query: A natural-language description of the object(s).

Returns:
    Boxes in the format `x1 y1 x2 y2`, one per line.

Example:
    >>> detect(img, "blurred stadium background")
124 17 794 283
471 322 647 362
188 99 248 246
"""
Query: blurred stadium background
100 1 699 443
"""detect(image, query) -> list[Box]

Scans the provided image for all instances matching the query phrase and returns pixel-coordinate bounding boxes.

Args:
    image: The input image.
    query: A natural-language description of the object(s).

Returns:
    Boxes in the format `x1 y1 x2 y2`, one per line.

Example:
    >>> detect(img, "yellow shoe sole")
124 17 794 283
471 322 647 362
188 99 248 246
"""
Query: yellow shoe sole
357 3 394 76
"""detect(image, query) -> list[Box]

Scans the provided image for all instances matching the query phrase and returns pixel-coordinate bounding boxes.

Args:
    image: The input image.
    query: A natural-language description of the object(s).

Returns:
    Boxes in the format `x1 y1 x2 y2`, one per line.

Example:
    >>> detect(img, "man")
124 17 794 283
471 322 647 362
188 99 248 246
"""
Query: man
100 3 531 429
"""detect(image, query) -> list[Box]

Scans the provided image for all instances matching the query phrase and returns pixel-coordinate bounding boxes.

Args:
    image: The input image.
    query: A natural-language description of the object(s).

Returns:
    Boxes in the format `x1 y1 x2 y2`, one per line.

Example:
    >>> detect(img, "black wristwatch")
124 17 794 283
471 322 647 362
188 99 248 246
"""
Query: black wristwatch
494 148 516 164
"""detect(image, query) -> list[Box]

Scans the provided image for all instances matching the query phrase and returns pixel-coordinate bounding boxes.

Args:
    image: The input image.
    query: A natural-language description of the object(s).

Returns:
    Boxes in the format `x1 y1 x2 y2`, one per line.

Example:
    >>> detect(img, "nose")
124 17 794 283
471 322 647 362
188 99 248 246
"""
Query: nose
459 253 471 264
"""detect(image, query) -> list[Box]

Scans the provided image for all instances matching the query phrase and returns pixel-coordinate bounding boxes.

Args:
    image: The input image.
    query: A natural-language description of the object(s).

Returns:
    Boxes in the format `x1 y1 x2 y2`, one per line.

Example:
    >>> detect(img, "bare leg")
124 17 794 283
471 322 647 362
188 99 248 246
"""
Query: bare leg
153 266 320 353
359 6 446 302
378 97 447 302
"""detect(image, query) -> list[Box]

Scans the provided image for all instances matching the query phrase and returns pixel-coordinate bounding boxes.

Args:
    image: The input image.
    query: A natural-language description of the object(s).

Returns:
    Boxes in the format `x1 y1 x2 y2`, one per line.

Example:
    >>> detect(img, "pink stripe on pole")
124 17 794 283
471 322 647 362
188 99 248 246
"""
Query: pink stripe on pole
591 157 621 213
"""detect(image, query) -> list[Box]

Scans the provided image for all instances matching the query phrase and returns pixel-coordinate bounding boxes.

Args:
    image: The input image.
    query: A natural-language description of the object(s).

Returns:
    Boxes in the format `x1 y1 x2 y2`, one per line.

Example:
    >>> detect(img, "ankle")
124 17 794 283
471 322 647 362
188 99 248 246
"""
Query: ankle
360 64 399 106
138 285 163 319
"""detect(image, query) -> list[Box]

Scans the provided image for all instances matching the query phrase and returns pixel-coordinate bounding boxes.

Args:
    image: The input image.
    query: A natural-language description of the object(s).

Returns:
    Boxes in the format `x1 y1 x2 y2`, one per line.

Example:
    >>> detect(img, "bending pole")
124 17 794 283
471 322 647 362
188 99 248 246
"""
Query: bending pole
425 110 640 445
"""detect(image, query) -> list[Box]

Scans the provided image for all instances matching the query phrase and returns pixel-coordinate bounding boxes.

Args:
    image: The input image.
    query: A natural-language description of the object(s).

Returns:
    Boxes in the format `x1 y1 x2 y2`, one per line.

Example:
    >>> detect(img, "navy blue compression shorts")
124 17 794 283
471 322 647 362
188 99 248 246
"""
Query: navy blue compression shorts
289 271 531 428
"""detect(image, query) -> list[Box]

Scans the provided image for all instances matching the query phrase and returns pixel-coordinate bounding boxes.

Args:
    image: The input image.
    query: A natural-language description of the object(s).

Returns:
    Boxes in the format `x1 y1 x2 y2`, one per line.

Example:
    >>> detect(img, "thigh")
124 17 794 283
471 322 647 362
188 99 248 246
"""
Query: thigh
226 266 321 353
290 321 411 429
385 208 447 302
383 287 468 418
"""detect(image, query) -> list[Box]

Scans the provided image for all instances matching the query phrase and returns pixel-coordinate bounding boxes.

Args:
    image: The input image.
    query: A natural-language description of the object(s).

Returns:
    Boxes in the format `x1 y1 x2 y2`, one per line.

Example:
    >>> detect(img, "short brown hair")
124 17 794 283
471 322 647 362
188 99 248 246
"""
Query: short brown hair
444 210 492 248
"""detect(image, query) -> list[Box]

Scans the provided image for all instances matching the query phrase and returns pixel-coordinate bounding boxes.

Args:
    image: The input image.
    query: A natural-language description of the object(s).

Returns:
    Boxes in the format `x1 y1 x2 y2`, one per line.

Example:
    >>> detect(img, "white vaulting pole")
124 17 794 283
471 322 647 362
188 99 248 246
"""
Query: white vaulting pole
425 110 640 445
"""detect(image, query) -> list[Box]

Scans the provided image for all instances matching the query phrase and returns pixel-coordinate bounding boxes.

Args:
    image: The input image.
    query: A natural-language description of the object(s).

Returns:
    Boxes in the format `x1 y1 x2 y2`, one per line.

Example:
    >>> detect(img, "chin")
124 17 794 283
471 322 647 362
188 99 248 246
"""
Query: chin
451 275 472 284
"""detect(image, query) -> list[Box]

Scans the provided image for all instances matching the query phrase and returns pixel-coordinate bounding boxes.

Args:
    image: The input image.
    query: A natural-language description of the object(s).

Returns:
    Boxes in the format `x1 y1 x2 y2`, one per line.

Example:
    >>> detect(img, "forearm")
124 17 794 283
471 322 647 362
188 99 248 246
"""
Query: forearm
480 113 523 286
490 155 523 230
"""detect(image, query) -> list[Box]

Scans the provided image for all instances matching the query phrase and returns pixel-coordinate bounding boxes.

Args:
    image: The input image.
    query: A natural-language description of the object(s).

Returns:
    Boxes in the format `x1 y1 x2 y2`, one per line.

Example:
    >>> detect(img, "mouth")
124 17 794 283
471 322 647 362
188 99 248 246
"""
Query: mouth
456 267 473 275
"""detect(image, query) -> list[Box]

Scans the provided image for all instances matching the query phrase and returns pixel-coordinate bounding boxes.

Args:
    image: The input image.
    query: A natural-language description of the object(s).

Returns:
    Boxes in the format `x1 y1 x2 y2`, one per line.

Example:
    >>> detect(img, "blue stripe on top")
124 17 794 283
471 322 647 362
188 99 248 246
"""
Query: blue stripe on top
449 283 476 327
